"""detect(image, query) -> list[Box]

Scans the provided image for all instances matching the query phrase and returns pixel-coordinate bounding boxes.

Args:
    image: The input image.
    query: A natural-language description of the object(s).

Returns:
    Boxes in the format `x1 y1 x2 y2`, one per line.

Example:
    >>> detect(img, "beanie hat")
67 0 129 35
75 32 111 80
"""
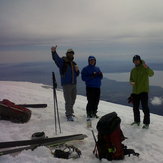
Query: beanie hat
66 49 74 54
133 55 141 62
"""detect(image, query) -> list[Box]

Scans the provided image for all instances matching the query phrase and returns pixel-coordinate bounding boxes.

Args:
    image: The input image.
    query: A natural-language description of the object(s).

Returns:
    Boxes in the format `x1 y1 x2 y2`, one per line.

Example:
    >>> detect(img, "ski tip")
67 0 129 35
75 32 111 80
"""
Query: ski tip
83 134 88 138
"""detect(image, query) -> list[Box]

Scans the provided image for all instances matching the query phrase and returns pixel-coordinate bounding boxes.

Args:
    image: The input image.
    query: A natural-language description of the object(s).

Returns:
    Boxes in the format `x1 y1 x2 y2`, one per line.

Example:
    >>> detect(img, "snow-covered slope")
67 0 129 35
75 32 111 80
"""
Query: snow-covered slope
0 81 163 163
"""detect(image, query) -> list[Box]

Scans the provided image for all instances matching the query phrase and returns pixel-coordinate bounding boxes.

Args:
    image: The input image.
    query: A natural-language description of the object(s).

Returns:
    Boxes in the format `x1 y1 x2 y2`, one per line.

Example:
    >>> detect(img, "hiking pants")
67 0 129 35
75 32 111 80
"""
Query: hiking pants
62 84 77 117
86 87 100 117
133 92 150 125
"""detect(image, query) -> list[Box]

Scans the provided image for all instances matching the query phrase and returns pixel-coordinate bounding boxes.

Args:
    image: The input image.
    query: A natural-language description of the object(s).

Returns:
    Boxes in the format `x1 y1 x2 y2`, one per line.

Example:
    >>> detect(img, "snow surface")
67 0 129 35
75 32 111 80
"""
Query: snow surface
0 81 163 163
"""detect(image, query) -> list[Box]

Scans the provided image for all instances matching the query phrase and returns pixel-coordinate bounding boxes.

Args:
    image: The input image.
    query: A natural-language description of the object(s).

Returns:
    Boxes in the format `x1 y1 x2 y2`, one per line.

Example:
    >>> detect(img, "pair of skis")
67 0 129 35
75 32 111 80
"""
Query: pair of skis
0 134 87 156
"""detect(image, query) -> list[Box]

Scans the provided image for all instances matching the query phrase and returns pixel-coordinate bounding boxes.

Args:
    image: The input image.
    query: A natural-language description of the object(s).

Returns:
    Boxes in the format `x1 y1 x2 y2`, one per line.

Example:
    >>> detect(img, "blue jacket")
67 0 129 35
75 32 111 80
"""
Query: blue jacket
81 59 103 88
52 51 80 86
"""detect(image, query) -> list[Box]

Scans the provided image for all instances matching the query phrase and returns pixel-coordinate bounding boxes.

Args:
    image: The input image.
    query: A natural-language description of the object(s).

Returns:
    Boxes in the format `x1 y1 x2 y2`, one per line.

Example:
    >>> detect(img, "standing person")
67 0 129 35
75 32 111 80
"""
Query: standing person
81 56 103 118
51 46 80 121
130 55 154 129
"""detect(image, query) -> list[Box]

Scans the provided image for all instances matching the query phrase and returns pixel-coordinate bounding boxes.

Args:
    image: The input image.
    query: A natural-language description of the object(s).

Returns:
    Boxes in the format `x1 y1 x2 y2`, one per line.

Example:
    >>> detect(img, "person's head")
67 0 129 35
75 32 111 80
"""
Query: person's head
88 56 96 66
133 55 141 66
66 49 75 61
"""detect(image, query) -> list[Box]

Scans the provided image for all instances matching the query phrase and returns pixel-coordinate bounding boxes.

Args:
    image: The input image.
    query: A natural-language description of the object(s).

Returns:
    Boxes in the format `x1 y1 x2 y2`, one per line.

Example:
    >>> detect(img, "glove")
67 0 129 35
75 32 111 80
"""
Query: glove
97 72 103 77
92 72 102 77
128 94 135 104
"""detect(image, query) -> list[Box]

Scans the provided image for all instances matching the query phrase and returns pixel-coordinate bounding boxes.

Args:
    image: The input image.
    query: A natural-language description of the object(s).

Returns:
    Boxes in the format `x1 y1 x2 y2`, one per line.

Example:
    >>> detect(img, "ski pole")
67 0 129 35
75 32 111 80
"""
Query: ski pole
52 72 61 134
53 72 61 133
52 72 57 134
54 91 61 133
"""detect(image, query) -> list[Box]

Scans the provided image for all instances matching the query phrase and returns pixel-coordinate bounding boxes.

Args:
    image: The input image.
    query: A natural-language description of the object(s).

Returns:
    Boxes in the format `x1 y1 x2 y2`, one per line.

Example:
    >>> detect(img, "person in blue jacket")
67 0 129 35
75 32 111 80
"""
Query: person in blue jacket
81 56 103 118
51 46 80 121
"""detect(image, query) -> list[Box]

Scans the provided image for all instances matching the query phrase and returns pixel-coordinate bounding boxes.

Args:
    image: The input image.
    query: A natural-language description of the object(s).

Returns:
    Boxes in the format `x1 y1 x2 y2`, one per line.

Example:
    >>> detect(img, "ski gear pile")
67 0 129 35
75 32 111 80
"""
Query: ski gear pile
53 144 81 159
0 99 31 123
0 133 87 156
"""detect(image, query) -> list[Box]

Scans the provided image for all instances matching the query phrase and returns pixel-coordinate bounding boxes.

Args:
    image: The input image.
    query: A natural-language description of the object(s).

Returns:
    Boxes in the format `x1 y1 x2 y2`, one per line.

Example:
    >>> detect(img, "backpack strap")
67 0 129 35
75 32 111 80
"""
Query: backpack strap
61 57 76 75
124 146 139 157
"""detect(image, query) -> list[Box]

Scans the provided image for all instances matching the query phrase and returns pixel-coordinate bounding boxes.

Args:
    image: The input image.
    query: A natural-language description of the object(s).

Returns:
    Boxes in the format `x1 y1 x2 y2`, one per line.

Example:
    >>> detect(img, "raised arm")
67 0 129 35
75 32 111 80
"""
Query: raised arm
51 46 64 68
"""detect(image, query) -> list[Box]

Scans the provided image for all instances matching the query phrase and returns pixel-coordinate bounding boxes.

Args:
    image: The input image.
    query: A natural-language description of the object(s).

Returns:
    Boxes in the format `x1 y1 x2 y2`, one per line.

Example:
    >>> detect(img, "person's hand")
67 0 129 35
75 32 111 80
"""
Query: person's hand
92 72 97 77
97 72 103 77
51 45 57 53
74 65 79 72
92 72 103 77
143 63 148 69
130 82 135 85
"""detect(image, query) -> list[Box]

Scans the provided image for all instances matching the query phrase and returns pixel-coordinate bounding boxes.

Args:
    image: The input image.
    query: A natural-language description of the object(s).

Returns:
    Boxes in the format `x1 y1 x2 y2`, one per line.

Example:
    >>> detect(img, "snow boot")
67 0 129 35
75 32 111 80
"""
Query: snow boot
130 122 140 126
142 124 149 129
67 116 74 121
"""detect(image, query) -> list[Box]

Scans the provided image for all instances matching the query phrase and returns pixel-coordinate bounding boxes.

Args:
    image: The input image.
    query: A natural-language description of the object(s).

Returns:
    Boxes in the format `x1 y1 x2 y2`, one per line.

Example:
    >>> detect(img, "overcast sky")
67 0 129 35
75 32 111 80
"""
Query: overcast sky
0 0 163 63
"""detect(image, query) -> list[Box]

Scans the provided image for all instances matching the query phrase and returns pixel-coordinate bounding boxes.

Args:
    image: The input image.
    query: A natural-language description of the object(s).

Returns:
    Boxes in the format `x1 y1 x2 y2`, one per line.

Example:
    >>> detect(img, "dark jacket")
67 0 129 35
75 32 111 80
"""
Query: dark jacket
81 57 103 88
52 51 80 86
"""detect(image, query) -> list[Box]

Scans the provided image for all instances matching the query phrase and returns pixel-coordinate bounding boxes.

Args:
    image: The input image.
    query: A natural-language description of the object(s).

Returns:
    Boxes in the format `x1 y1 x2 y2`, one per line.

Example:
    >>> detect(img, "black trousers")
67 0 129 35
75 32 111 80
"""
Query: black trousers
86 87 100 117
133 92 150 125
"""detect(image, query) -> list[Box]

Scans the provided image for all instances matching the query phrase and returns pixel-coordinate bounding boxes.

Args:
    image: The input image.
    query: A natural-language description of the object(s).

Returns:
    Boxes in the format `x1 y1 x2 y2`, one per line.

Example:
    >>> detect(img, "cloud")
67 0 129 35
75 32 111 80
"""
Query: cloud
1 0 163 63
1 0 163 42
151 97 163 106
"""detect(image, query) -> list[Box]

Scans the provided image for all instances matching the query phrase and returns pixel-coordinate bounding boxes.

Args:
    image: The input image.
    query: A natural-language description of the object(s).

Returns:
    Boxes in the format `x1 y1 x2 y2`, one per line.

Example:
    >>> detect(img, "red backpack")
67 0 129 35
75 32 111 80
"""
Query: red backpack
93 112 139 161
0 99 31 123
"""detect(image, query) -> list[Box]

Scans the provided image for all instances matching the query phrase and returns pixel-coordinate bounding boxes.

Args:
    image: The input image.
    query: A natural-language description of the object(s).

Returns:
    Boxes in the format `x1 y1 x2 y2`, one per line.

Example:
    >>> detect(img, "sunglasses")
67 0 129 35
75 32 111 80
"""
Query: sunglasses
67 52 74 55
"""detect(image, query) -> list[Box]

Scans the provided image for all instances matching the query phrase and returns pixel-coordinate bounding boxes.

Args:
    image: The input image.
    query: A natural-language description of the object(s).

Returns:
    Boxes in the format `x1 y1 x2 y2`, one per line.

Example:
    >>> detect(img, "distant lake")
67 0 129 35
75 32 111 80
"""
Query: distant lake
104 70 163 88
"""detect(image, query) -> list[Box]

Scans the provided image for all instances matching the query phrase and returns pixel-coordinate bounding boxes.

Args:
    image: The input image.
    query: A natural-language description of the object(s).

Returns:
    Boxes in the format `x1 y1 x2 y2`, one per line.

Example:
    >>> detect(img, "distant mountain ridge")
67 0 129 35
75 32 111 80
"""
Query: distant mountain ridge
0 61 163 116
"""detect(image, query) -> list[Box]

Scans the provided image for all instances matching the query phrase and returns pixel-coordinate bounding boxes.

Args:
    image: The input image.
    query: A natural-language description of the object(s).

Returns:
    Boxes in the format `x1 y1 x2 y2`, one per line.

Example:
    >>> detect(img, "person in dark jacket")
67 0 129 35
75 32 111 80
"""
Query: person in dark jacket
81 56 103 118
51 46 80 121
130 55 154 129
